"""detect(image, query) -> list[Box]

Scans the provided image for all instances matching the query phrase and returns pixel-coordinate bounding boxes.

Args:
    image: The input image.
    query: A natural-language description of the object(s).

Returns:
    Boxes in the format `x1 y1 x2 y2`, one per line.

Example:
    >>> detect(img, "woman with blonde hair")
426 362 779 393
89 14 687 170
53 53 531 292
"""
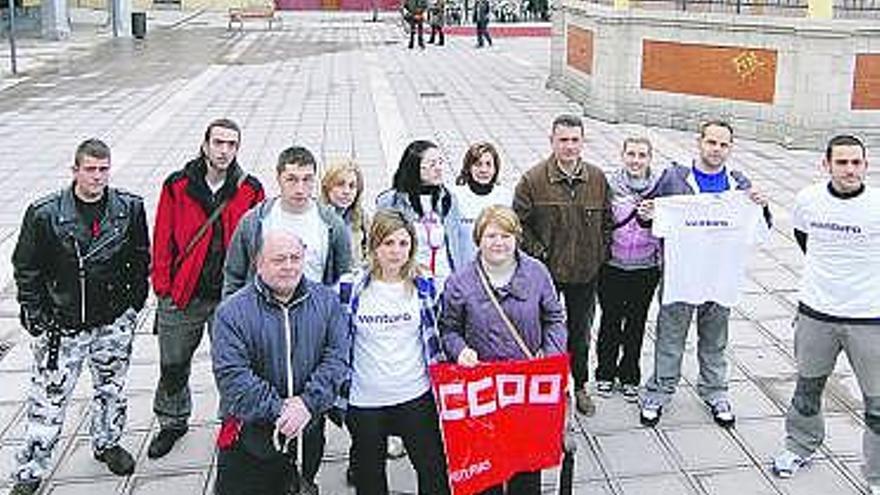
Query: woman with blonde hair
440 205 566 494
454 142 513 262
321 159 370 267
343 209 450 495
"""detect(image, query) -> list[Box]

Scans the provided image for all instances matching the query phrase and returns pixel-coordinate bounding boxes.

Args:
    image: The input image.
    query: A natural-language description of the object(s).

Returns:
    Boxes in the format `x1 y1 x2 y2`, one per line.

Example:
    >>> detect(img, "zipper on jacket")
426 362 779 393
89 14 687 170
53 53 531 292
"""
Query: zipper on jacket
73 237 86 324
82 227 123 261
283 306 294 399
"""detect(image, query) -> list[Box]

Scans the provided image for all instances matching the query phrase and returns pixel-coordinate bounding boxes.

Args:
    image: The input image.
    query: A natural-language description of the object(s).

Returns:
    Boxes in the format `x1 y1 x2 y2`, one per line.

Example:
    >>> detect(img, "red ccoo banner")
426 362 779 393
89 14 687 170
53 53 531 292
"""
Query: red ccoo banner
429 354 570 495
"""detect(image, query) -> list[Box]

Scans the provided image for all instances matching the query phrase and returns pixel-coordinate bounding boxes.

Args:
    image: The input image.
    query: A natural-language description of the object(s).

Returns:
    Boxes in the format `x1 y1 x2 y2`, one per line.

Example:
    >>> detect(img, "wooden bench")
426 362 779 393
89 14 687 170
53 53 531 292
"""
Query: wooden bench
228 5 283 31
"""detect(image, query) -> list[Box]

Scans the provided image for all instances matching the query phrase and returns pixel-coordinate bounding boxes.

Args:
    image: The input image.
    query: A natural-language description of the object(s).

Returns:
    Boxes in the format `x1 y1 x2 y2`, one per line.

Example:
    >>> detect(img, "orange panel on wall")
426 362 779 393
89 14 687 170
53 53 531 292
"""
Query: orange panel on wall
641 40 777 104
852 54 880 110
567 26 593 75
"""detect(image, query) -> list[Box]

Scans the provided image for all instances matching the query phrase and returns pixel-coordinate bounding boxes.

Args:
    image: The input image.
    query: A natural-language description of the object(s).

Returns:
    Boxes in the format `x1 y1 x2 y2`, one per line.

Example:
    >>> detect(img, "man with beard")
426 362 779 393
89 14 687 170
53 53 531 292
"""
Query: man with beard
148 118 264 459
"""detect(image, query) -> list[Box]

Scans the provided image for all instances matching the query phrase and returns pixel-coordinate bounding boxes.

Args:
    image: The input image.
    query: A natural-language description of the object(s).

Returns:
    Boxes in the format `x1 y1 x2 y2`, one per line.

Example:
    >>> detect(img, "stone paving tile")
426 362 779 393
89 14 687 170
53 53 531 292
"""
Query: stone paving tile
693 466 778 495
593 429 678 477
128 471 209 495
662 426 752 471
616 473 694 495
725 380 783 419
45 477 123 495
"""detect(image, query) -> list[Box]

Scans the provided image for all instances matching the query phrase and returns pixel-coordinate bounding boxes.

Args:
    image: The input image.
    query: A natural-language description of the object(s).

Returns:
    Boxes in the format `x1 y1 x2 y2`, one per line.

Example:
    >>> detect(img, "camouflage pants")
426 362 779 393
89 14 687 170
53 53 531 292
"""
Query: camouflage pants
13 309 137 483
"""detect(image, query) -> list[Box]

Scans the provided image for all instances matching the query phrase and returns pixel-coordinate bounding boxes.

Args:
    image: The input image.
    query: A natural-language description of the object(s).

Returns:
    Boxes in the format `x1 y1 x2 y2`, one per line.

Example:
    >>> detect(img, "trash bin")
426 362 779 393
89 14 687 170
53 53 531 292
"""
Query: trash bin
131 12 146 39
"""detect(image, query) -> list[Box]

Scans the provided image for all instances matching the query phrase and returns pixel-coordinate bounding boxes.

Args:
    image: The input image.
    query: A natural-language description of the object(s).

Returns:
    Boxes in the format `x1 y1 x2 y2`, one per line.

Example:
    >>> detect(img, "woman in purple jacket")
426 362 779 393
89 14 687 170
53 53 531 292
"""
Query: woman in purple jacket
594 137 662 402
440 205 567 495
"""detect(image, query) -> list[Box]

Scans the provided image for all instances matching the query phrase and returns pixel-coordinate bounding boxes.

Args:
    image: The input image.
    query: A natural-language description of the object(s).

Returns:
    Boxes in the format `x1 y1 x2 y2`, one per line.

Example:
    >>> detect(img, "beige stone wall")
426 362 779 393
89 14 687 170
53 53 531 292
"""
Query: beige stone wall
548 2 880 148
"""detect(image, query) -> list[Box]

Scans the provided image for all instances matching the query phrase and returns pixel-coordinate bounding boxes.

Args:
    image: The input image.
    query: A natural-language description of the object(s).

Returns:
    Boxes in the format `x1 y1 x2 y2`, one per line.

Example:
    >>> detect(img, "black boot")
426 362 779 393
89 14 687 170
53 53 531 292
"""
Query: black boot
147 427 188 459
95 445 136 476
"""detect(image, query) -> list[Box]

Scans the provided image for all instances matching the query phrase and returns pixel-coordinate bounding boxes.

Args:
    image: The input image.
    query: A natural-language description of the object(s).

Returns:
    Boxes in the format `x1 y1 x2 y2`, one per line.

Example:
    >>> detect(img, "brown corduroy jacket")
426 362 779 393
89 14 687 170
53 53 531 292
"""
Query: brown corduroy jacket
513 155 612 284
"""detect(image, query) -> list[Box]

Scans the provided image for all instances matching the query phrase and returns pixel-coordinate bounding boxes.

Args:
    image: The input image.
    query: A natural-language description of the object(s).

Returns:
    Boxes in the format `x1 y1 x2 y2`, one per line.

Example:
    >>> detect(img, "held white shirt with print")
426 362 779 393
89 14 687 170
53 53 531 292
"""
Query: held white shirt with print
349 280 431 408
653 191 768 306
793 183 880 318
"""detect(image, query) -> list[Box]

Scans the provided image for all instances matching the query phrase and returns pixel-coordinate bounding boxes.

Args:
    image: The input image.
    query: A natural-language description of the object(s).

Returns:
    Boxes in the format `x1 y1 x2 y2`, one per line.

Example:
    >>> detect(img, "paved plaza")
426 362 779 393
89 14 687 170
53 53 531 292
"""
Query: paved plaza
0 10 876 495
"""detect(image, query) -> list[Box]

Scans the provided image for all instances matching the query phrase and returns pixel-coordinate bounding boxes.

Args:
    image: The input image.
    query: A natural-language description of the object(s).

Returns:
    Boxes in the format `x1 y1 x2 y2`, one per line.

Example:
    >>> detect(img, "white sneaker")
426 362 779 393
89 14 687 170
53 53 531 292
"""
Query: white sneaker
639 398 662 427
596 380 614 398
386 436 406 459
771 449 810 478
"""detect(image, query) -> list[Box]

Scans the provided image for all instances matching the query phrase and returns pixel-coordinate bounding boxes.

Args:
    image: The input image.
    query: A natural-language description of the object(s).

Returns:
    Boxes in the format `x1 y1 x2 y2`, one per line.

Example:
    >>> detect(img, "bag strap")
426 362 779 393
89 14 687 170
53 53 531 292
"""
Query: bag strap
476 263 535 360
178 174 247 268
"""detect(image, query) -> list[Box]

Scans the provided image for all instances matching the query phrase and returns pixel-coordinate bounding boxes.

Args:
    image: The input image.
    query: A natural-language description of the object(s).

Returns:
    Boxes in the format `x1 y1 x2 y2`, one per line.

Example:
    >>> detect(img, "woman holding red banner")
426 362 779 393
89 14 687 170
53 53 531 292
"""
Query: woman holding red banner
343 209 451 495
440 205 568 494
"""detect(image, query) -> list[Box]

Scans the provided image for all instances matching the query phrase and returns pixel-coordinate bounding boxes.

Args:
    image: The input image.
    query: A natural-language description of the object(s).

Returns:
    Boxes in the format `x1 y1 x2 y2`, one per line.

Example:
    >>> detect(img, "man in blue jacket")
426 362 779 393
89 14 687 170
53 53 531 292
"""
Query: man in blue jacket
212 228 350 495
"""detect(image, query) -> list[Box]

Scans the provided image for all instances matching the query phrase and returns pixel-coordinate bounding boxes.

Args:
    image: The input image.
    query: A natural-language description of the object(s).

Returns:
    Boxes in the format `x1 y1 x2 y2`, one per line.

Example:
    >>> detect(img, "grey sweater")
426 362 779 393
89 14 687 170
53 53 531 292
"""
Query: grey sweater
222 198 352 299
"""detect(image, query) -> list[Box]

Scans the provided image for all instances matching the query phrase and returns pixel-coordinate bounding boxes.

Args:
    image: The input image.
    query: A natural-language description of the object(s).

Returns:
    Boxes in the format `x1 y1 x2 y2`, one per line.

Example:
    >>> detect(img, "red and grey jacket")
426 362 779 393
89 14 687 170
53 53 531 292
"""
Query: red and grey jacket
152 157 264 309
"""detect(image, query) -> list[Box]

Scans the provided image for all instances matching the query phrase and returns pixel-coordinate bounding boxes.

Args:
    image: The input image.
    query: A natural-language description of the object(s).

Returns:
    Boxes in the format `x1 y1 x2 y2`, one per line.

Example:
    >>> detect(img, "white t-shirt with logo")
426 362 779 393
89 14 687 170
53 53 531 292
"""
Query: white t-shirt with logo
350 280 430 407
264 202 329 283
454 184 514 231
454 184 514 261
653 191 768 306
793 183 880 318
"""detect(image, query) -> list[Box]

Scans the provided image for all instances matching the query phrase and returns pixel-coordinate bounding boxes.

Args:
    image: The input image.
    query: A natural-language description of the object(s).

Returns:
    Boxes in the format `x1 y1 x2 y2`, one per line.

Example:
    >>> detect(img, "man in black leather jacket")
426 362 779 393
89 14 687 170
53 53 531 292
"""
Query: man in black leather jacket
9 138 150 495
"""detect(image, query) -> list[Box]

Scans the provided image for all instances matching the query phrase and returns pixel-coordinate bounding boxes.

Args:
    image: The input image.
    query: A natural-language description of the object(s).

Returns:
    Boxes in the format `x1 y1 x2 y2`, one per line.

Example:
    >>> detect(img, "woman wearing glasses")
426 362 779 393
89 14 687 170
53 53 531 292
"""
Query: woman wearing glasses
376 140 468 294
343 209 450 495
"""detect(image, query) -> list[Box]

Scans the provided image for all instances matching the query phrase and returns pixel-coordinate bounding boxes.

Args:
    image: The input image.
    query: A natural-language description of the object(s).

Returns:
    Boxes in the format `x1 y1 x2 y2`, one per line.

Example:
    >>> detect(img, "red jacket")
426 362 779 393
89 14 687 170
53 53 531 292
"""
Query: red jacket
152 158 264 309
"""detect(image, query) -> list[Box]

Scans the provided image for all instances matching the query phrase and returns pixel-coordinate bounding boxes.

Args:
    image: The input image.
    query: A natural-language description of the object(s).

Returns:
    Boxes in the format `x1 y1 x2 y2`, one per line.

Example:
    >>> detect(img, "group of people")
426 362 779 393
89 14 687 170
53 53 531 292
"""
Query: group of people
403 0 494 49
8 113 879 495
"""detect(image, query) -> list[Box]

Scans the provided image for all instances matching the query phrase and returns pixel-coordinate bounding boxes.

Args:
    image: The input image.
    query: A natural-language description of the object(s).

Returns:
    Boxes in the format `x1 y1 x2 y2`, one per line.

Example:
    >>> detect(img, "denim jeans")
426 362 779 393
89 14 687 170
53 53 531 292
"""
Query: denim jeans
643 301 731 406
152 296 217 429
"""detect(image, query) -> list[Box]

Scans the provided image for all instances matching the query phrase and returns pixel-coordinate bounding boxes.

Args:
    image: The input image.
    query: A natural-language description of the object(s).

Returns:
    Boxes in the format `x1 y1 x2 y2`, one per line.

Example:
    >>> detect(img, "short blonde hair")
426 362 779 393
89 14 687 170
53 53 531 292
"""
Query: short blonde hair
473 205 523 246
368 209 418 282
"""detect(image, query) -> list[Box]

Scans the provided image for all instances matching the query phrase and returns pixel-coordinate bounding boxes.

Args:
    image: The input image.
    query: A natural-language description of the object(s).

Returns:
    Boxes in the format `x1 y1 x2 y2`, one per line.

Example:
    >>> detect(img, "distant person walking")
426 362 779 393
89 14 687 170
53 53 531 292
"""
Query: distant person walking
428 0 446 46
404 0 428 49
474 0 492 48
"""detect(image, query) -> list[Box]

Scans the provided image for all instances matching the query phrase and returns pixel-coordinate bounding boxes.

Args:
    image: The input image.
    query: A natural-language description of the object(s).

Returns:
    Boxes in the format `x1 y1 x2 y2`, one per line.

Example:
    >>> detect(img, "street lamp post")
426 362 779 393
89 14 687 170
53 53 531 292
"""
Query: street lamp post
7 0 18 75
6 0 16 75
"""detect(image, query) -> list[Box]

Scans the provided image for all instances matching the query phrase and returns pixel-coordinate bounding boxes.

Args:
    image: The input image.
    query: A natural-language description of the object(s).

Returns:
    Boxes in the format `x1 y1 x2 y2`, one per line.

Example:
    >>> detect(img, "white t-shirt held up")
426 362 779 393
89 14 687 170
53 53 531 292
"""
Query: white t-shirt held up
653 191 768 306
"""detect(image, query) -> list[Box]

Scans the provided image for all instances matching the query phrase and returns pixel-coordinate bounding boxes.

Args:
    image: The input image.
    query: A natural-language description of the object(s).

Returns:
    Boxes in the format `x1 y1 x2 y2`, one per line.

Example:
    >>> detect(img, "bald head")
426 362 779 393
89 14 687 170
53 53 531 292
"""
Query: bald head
257 228 306 301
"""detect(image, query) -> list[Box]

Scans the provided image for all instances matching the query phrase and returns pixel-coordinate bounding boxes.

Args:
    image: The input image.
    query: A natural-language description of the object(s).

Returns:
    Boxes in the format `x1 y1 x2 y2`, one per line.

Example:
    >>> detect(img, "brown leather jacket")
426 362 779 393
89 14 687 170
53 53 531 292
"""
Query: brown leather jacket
513 156 611 284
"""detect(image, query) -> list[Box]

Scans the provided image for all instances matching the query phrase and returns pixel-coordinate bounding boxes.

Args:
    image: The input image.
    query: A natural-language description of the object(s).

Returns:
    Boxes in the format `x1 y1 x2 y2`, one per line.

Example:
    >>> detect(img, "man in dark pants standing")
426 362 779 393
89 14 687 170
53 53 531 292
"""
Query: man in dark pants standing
514 114 611 417
10 139 150 495
148 118 264 459
474 0 492 48
404 0 427 49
